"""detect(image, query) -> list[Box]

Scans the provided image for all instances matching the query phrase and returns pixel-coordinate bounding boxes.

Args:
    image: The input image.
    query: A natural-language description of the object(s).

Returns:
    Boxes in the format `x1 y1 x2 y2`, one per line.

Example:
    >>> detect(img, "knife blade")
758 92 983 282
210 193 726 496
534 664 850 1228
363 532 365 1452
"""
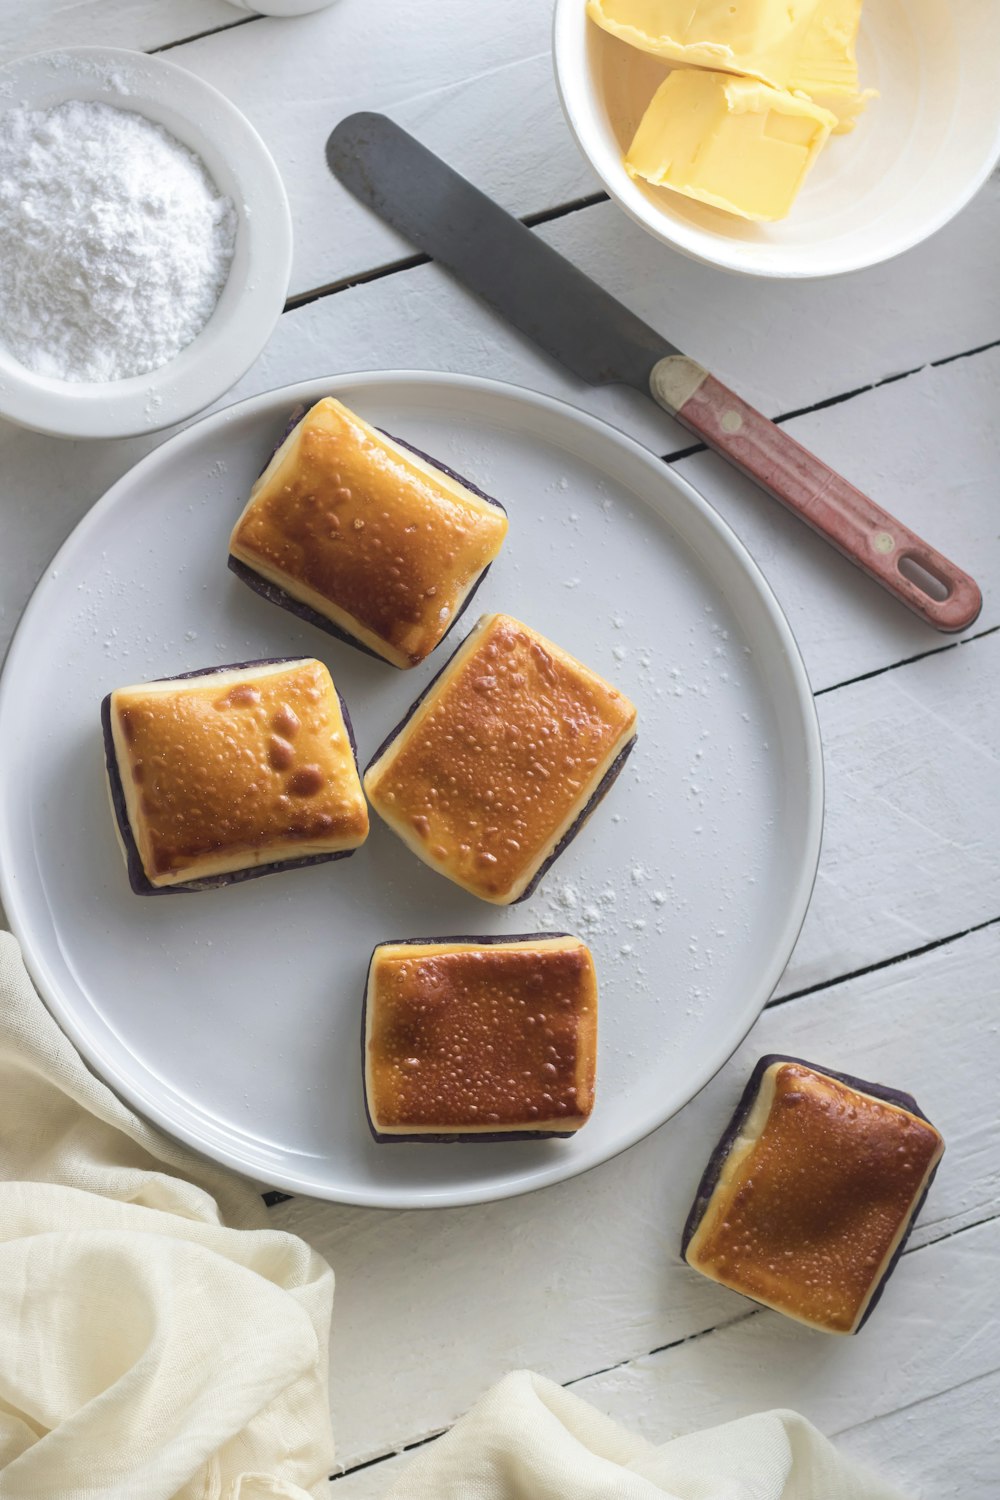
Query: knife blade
327 111 981 633
328 111 674 390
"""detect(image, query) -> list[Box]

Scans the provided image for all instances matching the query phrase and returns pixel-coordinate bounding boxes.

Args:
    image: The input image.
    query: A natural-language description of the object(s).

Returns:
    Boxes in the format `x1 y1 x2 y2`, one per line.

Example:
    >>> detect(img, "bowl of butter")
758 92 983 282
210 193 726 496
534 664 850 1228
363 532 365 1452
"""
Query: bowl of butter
553 0 1000 277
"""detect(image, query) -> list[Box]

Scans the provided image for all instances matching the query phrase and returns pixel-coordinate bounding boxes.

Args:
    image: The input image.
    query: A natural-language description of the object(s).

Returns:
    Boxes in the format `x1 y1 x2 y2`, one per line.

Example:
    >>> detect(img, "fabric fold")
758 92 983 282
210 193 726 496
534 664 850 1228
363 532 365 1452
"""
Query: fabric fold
0 932 334 1500
381 1370 906 1500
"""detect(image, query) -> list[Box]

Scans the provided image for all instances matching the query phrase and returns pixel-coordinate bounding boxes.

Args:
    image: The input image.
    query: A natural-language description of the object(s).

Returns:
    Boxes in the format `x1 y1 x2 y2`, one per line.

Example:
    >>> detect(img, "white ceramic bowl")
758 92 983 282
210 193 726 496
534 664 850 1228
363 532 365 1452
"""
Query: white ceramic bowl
0 48 292 438
553 0 1000 278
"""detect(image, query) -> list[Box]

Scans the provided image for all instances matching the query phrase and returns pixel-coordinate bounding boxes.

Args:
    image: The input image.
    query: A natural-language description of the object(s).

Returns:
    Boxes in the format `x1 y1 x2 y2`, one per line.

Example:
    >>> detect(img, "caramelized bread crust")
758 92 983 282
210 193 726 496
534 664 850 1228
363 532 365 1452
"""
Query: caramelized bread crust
683 1058 944 1333
364 614 637 904
107 658 368 889
229 398 508 668
364 936 598 1139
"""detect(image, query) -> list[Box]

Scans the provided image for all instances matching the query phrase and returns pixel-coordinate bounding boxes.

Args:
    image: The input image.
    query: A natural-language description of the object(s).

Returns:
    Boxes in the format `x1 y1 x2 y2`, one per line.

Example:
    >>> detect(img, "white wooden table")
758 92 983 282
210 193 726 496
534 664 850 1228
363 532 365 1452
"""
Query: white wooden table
2 5 998 1495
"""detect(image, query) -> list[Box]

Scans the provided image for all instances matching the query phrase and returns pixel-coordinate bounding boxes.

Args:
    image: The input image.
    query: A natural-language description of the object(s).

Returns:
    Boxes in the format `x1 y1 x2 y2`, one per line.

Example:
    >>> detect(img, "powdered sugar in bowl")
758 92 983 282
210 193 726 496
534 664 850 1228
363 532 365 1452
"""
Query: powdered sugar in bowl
0 48 292 439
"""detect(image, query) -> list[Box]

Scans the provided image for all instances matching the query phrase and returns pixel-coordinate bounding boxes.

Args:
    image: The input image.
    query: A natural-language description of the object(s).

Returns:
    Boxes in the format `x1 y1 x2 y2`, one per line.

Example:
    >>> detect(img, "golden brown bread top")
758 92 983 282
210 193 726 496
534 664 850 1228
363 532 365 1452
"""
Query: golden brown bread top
365 614 637 902
112 660 368 885
229 399 508 667
366 938 598 1131
686 1063 944 1333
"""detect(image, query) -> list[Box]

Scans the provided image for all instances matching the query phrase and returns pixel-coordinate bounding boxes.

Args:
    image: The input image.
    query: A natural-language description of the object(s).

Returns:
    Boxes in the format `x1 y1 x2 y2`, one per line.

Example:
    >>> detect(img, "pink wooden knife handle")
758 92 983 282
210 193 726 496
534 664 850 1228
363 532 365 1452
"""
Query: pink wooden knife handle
652 360 982 633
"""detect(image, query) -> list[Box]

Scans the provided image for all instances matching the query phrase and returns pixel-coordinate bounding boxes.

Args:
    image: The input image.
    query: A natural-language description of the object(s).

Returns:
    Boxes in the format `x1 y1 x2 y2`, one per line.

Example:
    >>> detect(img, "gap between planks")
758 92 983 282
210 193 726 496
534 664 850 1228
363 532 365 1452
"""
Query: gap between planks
768 912 1000 1009
659 335 1000 466
281 191 611 313
813 622 999 696
324 1209 999 1485
148 14 260 54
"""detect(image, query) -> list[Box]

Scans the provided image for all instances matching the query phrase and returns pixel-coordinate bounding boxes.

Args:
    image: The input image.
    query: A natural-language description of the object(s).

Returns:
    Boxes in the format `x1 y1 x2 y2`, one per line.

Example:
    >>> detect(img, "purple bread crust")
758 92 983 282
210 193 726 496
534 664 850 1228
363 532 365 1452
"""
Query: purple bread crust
366 624 637 905
102 657 362 896
681 1053 943 1333
256 403 307 476
362 932 584 1143
231 411 507 668
227 555 391 663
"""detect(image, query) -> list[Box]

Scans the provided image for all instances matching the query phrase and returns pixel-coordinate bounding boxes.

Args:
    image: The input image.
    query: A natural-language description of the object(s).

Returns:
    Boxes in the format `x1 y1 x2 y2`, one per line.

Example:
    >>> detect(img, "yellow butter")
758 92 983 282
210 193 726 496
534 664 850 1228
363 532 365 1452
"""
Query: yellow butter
625 69 836 222
587 0 824 89
789 0 862 96
789 0 875 132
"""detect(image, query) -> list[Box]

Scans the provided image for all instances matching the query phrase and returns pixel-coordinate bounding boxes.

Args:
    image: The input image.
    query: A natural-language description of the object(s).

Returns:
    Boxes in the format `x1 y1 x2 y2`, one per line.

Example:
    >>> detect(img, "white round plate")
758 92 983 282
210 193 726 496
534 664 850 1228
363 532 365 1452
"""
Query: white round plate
0 373 822 1207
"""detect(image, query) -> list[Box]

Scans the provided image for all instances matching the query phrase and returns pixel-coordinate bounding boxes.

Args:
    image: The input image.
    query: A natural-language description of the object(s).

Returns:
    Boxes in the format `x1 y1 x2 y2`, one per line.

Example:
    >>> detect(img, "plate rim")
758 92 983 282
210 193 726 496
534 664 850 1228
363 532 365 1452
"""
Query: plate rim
0 370 824 1207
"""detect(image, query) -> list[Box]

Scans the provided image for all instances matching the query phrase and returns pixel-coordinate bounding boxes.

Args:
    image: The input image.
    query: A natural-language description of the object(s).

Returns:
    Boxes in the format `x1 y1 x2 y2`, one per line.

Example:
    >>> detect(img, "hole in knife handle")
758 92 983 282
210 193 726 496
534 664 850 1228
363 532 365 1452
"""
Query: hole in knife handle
897 553 952 602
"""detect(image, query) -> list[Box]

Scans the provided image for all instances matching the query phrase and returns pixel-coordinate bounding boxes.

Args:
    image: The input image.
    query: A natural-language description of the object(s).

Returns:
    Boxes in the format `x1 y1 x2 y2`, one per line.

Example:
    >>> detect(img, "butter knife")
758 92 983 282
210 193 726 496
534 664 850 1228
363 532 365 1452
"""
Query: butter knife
327 112 981 633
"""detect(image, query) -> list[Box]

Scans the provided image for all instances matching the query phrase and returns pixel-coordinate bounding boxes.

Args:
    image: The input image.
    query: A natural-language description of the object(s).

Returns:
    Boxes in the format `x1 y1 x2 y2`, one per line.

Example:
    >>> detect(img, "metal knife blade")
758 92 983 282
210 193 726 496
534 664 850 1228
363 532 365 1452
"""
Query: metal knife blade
326 111 677 391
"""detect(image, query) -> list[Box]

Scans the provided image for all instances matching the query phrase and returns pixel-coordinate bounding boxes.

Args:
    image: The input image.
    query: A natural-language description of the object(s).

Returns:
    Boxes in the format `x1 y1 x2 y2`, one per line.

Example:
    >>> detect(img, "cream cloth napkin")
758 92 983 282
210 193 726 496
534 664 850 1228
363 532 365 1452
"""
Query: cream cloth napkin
0 931 335 1500
383 1370 905 1499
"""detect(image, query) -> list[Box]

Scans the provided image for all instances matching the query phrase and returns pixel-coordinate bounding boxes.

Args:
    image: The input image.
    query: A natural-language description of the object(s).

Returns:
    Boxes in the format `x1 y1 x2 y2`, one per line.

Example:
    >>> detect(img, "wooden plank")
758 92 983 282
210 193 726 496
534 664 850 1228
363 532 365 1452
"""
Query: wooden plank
567 1217 1000 1474
3 307 995 694
231 274 1000 695
835 1367 1000 1500
541 195 1000 433
777 627 1000 995
169 4 1000 389
15 1 998 407
269 923 1000 1470
0 0 240 59
163 3 583 300
326 1232 1000 1499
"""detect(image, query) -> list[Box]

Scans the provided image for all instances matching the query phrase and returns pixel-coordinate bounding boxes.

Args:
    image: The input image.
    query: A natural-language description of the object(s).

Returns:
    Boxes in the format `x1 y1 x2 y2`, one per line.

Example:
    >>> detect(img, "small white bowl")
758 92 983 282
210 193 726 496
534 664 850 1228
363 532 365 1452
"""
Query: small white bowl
0 48 292 438
554 0 1000 279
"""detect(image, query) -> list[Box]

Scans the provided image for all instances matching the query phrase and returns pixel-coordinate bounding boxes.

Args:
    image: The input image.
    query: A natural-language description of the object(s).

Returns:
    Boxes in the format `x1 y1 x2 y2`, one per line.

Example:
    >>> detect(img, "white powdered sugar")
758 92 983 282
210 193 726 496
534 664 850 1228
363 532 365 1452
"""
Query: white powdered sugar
0 100 236 382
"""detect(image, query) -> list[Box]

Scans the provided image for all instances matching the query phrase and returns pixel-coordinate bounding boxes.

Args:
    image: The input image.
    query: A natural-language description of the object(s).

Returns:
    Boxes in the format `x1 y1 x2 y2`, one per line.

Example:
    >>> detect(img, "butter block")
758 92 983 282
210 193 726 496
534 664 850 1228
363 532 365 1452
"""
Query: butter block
587 0 823 90
625 69 835 222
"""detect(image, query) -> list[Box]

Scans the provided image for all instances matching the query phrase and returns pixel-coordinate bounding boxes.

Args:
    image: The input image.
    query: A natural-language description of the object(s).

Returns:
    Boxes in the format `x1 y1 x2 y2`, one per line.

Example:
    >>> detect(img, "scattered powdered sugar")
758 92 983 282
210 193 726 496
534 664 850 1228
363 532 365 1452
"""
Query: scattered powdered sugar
500 588 771 1033
0 100 236 382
